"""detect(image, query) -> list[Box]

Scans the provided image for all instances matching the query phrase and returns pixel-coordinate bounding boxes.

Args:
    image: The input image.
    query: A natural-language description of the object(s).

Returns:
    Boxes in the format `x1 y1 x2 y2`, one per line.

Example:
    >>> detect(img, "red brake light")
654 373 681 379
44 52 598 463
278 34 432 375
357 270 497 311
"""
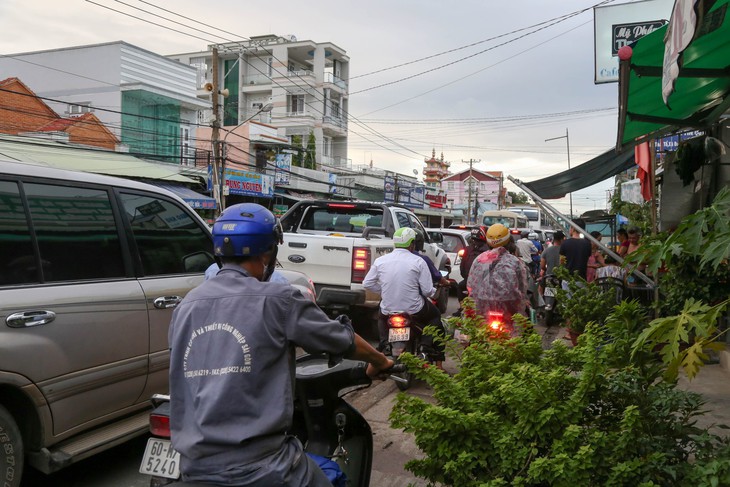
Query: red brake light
457 249 465 257
388 315 409 328
351 246 371 283
487 312 505 330
150 413 171 438
510 229 520 234
327 203 356 209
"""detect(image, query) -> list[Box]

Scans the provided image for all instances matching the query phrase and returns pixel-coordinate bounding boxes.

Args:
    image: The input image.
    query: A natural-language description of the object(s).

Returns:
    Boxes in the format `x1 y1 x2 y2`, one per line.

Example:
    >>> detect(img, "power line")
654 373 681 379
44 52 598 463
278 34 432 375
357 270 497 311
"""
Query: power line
359 19 592 117
88 0 426 160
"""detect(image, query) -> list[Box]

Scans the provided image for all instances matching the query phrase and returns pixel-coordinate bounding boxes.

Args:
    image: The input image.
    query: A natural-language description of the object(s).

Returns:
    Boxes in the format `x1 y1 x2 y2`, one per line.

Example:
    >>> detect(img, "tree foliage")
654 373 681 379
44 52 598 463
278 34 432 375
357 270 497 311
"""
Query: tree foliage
291 135 304 167
508 191 530 205
389 298 730 486
304 131 317 170
609 182 652 234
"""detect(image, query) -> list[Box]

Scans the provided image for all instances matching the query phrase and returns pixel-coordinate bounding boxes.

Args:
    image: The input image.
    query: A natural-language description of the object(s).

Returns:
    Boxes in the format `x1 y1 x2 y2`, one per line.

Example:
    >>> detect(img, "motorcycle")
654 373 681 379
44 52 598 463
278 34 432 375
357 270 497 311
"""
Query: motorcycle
139 355 405 487
385 310 444 391
537 274 561 327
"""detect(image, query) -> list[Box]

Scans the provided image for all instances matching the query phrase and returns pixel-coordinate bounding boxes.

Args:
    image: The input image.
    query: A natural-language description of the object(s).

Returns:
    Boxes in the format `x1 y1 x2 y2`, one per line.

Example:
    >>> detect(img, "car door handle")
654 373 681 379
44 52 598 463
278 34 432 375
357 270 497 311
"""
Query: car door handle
153 296 183 309
6 310 56 328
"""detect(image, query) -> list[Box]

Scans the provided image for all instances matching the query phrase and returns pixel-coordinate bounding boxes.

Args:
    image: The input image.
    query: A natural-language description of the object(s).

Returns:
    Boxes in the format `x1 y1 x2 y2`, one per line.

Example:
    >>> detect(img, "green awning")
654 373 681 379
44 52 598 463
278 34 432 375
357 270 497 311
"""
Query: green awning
617 0 730 149
0 135 196 183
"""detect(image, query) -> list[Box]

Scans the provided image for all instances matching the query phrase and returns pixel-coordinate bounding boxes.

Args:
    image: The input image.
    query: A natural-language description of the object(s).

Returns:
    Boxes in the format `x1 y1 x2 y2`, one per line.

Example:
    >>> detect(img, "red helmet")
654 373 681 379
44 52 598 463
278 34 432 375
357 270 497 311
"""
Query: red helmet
470 225 488 242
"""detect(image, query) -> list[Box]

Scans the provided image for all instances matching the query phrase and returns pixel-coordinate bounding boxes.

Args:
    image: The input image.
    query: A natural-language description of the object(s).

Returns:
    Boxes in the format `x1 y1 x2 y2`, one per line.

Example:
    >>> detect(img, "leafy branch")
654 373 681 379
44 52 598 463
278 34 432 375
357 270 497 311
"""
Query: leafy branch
632 298 730 381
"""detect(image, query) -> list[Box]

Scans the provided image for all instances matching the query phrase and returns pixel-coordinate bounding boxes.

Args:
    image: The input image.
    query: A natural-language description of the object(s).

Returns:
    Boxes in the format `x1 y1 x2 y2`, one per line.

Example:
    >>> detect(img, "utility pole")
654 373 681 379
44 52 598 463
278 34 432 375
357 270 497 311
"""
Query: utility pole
393 173 399 203
462 158 479 224
545 128 572 218
211 48 223 215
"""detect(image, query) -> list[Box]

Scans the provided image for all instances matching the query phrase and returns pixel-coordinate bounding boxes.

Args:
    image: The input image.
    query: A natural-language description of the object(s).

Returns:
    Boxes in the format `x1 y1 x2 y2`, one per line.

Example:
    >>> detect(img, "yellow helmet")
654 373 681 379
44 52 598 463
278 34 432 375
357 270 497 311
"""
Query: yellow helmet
486 223 510 248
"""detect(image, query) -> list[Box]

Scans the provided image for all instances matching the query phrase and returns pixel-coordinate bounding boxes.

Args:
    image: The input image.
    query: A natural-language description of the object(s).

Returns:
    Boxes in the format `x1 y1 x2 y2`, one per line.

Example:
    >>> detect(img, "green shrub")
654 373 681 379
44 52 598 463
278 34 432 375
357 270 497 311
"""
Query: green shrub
390 298 730 486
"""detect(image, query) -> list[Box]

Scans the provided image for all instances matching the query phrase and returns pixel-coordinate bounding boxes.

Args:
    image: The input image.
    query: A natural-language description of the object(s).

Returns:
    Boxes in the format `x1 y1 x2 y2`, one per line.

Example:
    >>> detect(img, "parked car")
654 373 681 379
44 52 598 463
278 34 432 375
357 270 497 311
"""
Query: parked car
426 228 472 288
0 159 319 486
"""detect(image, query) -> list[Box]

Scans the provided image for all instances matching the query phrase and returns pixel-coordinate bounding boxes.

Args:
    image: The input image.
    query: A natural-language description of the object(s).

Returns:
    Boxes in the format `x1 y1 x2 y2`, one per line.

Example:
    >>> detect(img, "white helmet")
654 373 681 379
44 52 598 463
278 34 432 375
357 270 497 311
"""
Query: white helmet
528 232 539 240
393 227 417 248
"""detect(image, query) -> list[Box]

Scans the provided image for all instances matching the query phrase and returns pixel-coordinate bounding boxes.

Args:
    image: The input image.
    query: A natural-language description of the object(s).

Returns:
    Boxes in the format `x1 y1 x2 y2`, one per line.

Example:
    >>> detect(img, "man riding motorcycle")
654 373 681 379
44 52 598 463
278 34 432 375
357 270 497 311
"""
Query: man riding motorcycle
167 203 392 486
362 227 446 370
466 223 529 335
456 225 490 304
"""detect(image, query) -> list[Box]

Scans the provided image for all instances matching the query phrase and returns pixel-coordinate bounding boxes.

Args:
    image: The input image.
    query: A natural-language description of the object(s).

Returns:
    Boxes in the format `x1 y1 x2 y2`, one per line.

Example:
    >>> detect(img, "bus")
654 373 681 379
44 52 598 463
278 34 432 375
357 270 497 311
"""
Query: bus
482 210 529 230
507 206 543 231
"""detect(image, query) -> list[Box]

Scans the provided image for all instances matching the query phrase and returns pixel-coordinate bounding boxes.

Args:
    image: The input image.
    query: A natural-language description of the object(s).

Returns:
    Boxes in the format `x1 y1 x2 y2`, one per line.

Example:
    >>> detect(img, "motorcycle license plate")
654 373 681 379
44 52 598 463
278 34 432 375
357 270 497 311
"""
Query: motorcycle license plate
544 287 556 297
389 327 410 342
139 437 181 479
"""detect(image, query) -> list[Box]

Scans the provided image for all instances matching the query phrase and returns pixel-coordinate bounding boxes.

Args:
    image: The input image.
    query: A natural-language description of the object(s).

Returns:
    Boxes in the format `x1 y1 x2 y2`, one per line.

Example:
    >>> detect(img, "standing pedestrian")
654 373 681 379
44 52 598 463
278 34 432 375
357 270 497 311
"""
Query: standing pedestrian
559 219 592 281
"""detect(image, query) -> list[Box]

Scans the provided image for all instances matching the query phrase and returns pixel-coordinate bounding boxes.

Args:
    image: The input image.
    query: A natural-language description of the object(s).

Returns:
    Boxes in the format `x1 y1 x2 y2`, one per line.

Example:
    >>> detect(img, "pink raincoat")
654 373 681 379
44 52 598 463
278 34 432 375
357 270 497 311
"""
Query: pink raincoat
466 247 529 321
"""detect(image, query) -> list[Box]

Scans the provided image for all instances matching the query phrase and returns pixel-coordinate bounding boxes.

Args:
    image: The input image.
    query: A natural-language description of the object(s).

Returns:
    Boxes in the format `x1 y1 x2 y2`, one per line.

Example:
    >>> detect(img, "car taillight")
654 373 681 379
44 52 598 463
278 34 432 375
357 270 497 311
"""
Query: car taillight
457 249 465 257
150 413 171 438
351 247 371 283
388 315 409 328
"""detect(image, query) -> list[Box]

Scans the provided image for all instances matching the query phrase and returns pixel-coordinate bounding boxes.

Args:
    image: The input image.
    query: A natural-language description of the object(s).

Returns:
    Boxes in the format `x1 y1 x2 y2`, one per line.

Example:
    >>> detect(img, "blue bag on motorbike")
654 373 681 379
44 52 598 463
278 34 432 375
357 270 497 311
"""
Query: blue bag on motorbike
306 453 347 487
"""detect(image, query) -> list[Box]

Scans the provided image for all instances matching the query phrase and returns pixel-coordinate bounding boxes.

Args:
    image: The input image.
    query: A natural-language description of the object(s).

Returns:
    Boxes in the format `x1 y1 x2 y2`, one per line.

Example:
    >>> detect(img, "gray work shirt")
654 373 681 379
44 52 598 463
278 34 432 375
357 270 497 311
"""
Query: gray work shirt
168 264 355 482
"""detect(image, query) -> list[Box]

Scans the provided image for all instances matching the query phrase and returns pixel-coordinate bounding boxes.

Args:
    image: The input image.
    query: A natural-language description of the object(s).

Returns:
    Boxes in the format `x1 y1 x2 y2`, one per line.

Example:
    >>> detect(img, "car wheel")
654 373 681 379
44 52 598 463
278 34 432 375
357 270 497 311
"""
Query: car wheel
0 404 23 487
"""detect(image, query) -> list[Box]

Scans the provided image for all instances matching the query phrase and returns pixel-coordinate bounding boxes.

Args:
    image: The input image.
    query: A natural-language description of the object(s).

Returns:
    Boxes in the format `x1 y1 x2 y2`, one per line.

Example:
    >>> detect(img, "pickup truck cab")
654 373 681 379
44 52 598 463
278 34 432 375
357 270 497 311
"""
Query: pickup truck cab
278 201 450 334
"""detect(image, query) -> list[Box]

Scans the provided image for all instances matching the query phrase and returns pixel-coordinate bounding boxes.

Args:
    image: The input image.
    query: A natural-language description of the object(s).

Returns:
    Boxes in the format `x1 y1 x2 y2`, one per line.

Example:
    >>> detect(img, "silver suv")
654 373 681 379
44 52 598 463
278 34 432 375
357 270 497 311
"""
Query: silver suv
0 159 215 486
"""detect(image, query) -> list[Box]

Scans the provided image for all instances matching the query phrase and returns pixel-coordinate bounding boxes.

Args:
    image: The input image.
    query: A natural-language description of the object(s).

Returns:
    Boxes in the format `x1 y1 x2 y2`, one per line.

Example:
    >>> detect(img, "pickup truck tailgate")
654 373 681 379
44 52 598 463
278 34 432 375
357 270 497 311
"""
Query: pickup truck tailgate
279 234 356 287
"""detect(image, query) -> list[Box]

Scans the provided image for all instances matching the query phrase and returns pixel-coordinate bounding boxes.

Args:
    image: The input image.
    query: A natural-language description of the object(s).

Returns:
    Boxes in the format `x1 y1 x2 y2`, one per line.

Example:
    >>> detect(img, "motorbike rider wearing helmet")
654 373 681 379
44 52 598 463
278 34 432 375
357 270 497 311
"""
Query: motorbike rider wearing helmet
467 224 529 334
168 203 393 487
363 227 446 369
457 225 490 303
413 229 450 287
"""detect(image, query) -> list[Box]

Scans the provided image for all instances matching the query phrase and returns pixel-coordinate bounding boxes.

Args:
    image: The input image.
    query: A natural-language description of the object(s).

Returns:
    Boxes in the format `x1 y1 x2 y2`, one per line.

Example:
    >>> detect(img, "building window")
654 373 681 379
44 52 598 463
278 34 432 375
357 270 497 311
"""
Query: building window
447 182 455 190
288 94 305 114
267 57 273 76
330 100 341 118
323 137 332 157
68 102 92 115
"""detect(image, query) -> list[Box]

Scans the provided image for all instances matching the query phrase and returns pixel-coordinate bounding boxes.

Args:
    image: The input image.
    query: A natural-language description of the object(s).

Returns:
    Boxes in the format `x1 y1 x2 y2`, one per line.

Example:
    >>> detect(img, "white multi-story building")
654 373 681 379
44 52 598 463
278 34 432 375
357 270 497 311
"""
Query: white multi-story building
169 35 350 170
0 42 209 165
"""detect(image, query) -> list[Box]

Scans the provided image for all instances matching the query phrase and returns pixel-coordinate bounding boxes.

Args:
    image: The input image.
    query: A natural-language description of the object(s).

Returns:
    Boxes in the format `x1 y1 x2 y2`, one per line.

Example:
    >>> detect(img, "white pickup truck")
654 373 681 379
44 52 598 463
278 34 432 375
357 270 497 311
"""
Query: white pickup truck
278 200 450 335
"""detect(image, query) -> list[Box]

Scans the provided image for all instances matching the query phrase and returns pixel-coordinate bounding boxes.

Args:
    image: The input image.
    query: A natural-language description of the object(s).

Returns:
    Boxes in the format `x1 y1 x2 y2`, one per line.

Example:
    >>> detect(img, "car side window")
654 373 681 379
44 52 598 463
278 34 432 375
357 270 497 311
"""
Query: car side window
119 192 212 276
395 212 411 228
406 214 426 236
0 180 37 285
23 182 126 282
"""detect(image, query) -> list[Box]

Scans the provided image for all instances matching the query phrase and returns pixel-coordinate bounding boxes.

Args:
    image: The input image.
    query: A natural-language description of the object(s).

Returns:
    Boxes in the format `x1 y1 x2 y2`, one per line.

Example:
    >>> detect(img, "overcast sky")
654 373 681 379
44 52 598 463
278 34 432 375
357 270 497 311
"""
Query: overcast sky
0 0 655 215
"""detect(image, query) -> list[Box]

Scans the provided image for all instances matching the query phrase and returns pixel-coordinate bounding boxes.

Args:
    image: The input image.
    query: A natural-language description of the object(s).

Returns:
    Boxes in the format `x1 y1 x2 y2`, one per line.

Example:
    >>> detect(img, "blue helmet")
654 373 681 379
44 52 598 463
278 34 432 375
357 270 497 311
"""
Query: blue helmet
212 203 282 258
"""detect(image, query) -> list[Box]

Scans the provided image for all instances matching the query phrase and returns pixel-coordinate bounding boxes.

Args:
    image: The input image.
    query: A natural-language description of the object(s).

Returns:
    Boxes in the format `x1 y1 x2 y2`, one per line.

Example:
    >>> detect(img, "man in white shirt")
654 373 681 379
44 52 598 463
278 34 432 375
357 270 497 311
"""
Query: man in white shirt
363 227 445 369
515 230 538 267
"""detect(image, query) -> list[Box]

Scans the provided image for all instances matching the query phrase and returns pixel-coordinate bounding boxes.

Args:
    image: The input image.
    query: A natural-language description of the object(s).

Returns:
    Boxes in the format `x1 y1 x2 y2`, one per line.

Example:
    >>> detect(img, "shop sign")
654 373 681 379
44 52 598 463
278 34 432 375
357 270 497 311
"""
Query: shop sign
273 204 289 217
224 168 274 198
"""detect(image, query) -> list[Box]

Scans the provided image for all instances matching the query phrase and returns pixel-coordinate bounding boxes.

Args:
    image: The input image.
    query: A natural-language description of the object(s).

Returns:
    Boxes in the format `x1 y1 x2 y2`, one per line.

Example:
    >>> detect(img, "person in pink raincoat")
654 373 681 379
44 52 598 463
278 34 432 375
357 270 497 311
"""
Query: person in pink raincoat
467 224 529 334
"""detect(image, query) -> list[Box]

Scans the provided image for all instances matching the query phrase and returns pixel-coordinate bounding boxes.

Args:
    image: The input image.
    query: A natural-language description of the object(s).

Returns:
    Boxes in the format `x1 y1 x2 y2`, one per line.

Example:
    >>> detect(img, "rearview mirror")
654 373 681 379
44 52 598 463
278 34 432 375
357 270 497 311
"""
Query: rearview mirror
183 251 215 273
429 232 443 244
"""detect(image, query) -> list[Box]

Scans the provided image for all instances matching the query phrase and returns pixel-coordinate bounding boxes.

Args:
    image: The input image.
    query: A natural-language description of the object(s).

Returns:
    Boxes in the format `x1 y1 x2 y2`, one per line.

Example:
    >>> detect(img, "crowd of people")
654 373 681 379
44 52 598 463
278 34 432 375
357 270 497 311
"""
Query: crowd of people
459 219 645 330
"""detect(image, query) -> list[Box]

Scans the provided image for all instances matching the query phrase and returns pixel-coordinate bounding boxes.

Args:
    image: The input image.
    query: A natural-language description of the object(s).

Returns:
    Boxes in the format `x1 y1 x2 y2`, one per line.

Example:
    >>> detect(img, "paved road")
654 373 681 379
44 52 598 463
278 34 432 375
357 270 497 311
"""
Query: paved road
19 295 462 486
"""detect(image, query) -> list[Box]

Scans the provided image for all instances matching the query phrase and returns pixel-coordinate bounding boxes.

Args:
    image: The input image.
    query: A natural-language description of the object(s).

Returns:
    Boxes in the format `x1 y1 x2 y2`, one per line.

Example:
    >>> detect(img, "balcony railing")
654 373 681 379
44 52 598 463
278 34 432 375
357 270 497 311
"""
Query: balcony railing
324 72 348 90
286 69 314 78
321 155 351 169
323 115 347 130
243 74 272 86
